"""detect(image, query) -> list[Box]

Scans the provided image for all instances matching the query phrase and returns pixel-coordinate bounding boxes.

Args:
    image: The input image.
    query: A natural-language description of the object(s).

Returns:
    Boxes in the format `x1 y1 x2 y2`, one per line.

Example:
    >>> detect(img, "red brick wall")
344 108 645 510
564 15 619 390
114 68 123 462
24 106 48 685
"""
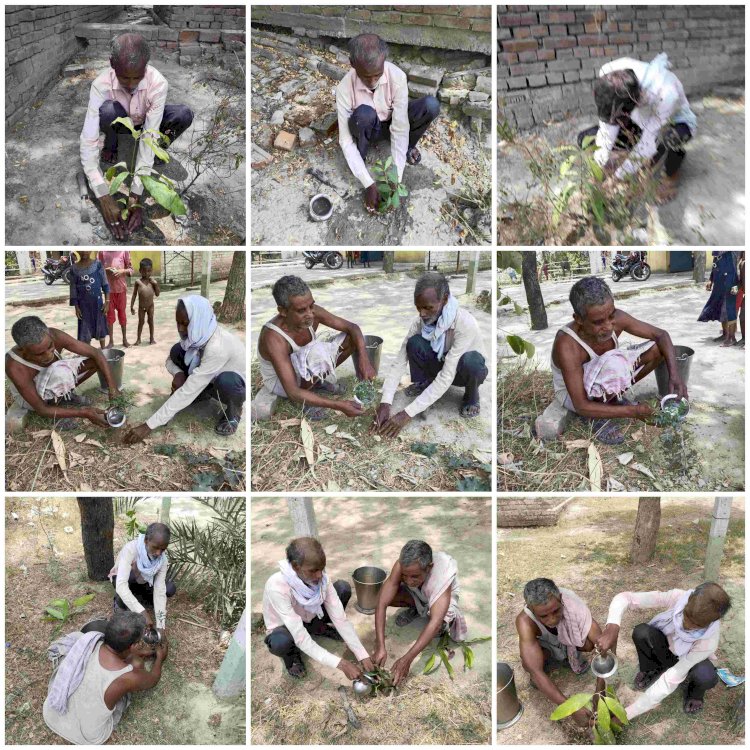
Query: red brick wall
499 5 745 130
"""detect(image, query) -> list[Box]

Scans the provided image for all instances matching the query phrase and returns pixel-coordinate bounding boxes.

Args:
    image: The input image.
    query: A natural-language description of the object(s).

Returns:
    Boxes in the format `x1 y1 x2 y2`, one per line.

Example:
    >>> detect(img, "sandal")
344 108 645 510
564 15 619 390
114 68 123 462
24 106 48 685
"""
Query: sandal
406 146 422 166
405 381 431 397
287 656 306 679
313 380 346 396
54 417 80 431
634 670 660 691
460 400 480 418
683 697 704 714
302 404 330 421
215 416 240 436
590 418 625 446
395 607 420 626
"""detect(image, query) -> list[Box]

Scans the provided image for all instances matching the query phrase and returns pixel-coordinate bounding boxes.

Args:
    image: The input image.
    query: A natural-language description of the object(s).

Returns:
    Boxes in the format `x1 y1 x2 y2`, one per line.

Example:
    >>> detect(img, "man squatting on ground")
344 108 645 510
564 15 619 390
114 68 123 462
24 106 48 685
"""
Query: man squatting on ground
373 540 467 686
596 583 731 719
337 34 440 213
263 537 375 680
80 32 193 240
516 578 605 728
6 316 118 430
372 271 488 438
43 611 168 744
551 276 687 445
257 275 377 420
577 53 696 205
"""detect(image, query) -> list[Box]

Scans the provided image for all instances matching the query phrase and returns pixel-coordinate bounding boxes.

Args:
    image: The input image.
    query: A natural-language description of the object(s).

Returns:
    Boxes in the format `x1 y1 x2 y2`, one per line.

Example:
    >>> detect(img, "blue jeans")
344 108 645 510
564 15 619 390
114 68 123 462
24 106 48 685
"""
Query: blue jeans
99 100 194 152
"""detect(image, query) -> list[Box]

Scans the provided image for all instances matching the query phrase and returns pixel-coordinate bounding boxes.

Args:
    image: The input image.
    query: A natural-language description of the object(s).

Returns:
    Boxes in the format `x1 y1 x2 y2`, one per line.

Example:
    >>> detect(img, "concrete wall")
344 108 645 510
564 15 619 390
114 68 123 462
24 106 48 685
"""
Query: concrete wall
154 5 246 31
5 5 122 125
498 5 746 130
251 5 492 55
498 497 572 527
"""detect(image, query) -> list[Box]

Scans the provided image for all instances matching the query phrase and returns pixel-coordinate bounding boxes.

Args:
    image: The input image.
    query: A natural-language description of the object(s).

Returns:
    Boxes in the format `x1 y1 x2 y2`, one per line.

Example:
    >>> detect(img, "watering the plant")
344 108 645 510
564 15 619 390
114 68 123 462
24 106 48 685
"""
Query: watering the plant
262 537 376 681
372 540 471 686
516 578 606 729
6 315 121 431
123 295 246 442
257 275 377 421
549 276 688 445
372 271 488 438
43 610 169 745
79 32 194 240
336 34 440 213
595 582 732 721
577 53 696 206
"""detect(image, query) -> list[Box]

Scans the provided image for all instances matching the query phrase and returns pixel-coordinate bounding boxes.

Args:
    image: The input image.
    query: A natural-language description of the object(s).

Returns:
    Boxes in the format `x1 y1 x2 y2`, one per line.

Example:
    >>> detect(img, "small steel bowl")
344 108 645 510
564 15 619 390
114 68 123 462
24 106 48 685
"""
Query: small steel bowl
591 652 618 679
352 679 371 695
309 193 333 221
660 394 690 422
105 406 127 428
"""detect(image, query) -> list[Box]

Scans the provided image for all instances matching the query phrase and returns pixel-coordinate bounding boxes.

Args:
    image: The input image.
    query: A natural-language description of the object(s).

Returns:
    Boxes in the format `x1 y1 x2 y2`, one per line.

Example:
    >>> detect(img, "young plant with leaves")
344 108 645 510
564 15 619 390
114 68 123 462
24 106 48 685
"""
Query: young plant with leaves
423 631 491 680
550 685 629 744
371 157 408 213
44 593 96 624
553 136 607 228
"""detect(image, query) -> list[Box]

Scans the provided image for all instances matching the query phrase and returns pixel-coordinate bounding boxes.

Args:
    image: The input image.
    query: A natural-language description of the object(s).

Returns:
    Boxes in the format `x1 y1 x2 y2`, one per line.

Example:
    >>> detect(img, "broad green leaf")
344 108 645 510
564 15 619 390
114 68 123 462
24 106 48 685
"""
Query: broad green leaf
603 696 629 725
512 301 525 316
605 685 617 700
72 593 95 607
523 340 536 358
143 137 170 162
423 654 437 674
593 725 605 745
384 156 393 169
597 694 611 733
560 155 576 178
112 116 139 138
104 162 127 180
108 171 128 196
390 193 400 209
581 134 596 149
397 183 408 197
117 198 128 206
121 209 128 221
45 606 66 620
140 174 187 216
591 193 605 225
550 693 592 721
506 334 527 356
377 183 391 196
438 647 455 680
462 645 474 670
588 158 604 182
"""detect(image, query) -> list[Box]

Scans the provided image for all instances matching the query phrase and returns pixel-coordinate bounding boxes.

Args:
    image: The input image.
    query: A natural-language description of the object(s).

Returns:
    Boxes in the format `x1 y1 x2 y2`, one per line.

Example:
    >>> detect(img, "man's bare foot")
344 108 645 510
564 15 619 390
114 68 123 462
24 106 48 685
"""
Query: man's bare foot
134 338 141 346
149 339 157 345
721 337 737 347
101 148 117 164
122 340 131 348
655 177 678 205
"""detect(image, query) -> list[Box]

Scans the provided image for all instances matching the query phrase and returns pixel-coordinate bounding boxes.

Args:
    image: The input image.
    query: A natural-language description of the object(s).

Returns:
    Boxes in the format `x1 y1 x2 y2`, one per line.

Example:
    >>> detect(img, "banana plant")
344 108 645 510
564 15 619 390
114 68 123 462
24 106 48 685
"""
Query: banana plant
550 685 629 744
422 631 491 680
371 156 408 213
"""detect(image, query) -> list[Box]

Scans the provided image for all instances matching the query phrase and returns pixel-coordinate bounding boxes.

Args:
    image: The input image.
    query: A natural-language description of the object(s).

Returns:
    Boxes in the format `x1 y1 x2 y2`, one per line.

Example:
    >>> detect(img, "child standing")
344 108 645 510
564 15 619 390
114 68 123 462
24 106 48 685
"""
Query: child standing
131 258 160 345
70 251 109 348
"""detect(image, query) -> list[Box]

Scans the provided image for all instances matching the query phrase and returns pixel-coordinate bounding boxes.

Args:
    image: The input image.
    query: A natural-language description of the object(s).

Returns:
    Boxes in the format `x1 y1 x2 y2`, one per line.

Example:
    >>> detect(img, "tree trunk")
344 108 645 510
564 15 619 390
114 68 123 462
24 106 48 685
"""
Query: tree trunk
383 252 394 274
630 498 661 564
692 251 706 283
521 252 548 330
77 498 115 581
160 498 172 525
218 251 246 324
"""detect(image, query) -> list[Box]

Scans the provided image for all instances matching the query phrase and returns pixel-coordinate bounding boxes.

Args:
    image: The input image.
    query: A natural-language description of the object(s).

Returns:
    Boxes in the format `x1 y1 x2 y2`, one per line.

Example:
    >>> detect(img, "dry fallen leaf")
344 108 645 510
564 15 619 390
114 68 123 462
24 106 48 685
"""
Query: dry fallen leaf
631 462 656 480
565 439 590 450
30 430 52 439
85 439 105 449
51 430 68 476
74 433 87 443
300 418 315 467
588 443 602 492
498 452 514 465
324 424 338 435
617 452 634 465
278 418 302 428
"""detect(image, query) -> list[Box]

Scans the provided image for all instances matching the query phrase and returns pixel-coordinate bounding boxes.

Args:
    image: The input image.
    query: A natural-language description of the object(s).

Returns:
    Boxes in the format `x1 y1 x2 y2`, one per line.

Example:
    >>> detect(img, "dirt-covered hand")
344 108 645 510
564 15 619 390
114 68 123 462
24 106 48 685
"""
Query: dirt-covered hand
705 281 713 292
373 646 387 667
339 399 364 418
635 403 654 420
99 194 126 240
85 408 109 428
571 707 592 728
123 422 152 444
364 184 379 213
108 387 121 403
75 306 83 320
338 659 363 681
370 404 391 434
390 655 412 686
379 410 412 438
595 623 620 654
156 637 169 662
126 198 143 235
361 657 375 672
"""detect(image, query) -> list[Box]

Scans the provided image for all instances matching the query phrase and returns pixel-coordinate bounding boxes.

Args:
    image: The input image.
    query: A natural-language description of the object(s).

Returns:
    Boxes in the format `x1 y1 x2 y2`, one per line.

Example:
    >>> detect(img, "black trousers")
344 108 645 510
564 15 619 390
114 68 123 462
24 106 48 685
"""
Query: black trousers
169 342 246 420
632 623 718 701
264 580 351 669
348 95 440 159
577 119 692 177
406 334 488 405
112 569 177 610
99 100 194 152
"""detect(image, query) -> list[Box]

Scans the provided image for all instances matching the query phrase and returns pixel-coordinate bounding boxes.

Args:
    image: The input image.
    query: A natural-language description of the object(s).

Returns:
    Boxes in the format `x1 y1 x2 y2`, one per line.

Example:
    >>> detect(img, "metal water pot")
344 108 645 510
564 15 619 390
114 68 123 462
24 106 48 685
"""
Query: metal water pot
591 651 618 680
497 662 524 729
352 566 386 614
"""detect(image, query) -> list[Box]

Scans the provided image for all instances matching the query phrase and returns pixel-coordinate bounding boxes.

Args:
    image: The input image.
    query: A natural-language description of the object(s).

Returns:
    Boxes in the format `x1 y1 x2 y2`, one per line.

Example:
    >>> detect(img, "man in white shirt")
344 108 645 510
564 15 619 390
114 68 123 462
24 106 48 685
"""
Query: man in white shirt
336 34 440 213
595 583 730 719
372 272 487 438
576 54 696 204
263 537 375 680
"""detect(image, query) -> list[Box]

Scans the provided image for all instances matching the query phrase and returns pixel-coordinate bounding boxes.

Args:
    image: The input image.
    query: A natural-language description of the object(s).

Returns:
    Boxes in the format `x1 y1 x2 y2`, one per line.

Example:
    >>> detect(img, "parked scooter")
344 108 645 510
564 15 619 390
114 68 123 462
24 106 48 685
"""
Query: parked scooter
41 255 72 285
611 251 651 282
302 251 344 270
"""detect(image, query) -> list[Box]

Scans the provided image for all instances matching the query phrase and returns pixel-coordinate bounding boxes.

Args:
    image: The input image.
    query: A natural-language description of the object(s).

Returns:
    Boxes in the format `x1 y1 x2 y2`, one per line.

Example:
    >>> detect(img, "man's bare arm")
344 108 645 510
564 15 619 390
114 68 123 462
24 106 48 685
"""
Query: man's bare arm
402 588 450 662
6 358 87 421
374 561 402 650
313 304 373 378
516 612 569 705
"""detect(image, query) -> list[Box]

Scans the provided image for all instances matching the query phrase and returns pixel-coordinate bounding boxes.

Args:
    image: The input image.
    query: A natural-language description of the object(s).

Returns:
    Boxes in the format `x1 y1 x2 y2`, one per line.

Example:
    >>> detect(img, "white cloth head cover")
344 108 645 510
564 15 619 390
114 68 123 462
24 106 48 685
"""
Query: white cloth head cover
649 588 721 657
420 294 458 361
278 559 329 620
178 295 218 374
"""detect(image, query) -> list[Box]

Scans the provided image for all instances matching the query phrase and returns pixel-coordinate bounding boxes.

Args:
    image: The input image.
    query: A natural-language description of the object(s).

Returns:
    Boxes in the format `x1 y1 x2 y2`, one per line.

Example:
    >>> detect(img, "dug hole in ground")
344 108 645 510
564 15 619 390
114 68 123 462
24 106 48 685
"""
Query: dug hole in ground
4 499 245 746
497 497 745 746
251 497 492 745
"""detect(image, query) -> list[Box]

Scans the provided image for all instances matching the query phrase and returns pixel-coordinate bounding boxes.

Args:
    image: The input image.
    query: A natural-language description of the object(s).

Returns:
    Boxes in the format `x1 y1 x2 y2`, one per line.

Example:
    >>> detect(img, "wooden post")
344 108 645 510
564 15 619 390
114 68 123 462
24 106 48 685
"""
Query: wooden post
704 497 732 581
212 609 246 698
160 498 171 524
383 251 394 274
200 251 212 298
466 253 480 295
287 498 318 537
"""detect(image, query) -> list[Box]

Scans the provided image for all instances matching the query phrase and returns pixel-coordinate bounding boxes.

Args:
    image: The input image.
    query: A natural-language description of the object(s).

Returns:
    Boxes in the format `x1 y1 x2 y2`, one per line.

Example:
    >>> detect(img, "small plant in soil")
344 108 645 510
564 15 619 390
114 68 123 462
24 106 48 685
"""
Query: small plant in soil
361 666 397 696
371 157 408 213
44 593 96 624
423 631 491 679
550 685 629 744
124 508 147 540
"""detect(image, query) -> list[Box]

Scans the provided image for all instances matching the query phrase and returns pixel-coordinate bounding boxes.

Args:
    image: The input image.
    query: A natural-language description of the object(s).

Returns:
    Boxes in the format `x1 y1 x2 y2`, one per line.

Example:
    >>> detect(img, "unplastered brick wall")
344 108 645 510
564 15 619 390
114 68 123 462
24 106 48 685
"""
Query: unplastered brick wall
251 5 492 54
499 5 745 130
154 5 246 31
498 497 571 527
5 5 122 125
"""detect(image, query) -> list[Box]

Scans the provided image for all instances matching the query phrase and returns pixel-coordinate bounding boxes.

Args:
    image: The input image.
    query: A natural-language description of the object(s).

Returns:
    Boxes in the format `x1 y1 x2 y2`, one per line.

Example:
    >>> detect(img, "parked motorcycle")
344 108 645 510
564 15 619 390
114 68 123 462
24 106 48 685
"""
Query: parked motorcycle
611 252 651 282
302 251 344 270
41 255 72 285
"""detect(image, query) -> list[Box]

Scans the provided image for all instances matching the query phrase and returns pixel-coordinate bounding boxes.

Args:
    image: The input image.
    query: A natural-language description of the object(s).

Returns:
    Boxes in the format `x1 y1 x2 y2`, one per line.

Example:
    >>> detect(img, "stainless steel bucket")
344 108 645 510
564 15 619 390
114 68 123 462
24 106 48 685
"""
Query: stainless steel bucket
655 344 694 396
497 662 524 729
97 348 125 391
364 335 383 375
352 566 386 615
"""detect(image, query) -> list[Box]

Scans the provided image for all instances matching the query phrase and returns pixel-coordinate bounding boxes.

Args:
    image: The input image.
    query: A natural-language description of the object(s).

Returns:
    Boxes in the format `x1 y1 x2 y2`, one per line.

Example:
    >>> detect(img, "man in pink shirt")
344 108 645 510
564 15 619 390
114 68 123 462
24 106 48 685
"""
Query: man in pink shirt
80 33 193 240
98 251 134 348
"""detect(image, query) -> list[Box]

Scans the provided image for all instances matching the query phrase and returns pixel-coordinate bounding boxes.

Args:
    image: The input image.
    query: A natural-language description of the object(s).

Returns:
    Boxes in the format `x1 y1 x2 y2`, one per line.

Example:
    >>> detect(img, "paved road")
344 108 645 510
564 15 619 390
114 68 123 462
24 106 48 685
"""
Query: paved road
5 275 71 304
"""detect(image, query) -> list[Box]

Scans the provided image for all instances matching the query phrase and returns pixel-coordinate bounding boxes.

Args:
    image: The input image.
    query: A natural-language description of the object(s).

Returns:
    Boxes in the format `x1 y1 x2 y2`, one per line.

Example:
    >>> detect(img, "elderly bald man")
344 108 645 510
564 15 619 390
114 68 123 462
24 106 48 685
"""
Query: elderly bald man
80 32 194 240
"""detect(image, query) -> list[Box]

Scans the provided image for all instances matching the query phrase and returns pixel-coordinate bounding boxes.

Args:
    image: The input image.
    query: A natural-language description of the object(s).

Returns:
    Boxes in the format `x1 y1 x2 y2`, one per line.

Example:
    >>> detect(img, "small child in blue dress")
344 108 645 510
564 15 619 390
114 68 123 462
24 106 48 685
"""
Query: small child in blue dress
70 251 110 348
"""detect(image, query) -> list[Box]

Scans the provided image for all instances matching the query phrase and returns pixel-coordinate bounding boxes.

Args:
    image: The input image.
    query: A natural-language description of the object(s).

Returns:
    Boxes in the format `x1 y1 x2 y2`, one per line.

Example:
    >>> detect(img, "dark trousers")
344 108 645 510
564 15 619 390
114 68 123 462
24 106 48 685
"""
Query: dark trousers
632 623 718 701
406 334 488 405
264 580 351 669
99 100 194 153
577 119 692 177
348 95 440 159
169 342 246 419
112 570 177 610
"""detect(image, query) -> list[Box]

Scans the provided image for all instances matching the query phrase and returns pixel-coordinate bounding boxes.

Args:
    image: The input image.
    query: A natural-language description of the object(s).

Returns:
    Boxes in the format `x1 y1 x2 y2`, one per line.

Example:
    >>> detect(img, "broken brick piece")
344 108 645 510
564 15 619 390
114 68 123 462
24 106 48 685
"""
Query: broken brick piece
273 130 297 151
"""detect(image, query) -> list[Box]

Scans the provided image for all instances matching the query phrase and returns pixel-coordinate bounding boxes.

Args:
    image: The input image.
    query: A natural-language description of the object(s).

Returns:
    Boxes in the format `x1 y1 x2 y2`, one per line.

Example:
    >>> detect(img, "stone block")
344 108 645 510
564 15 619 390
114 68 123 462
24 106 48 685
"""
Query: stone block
298 127 316 147
251 143 274 169
408 80 438 98
274 130 296 151
63 64 87 78
158 27 179 41
438 87 470 102
534 400 572 441
462 100 491 118
408 65 445 87
468 91 489 102
318 60 347 81
310 112 338 134
251 388 279 422
5 402 29 435
474 75 492 94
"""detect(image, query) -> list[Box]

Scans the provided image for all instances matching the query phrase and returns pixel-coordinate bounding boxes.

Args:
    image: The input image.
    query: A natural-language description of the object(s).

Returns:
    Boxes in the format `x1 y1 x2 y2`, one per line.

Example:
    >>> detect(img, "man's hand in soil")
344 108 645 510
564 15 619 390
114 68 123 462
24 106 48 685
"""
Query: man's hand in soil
100 194 127 240
370 404 390 434
101 148 118 164
75 306 83 321
390 655 413 686
358 358 377 382
364 184 379 213
126 196 143 235
377 410 412 438
155 637 169 663
634 403 654 421
339 399 364 418
572 707 593 728
85 407 110 428
372 645 387 667
595 623 620 654
108 387 121 403
361 657 375 673
123 422 152 444
337 658 363 681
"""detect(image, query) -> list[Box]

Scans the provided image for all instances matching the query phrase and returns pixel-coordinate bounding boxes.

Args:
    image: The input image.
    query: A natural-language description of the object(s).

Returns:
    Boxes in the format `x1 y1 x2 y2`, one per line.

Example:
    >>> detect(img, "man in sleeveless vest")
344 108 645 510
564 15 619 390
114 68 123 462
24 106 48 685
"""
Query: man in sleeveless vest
257 275 377 421
336 34 440 213
550 276 687 445
515 578 605 729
